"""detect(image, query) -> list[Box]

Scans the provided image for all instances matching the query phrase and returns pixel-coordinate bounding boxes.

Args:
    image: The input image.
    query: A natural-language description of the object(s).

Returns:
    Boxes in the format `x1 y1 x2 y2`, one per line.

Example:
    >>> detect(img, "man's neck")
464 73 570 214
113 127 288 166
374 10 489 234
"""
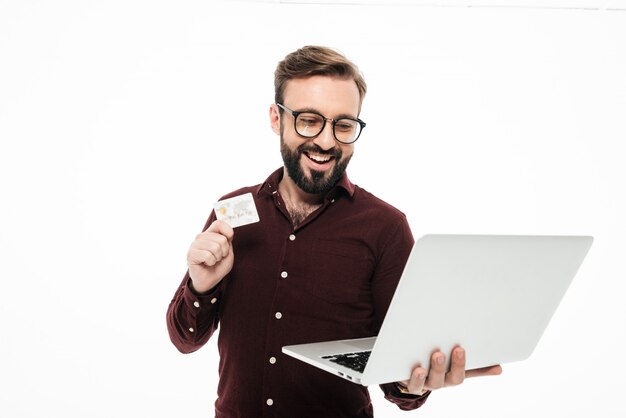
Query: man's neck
278 169 325 227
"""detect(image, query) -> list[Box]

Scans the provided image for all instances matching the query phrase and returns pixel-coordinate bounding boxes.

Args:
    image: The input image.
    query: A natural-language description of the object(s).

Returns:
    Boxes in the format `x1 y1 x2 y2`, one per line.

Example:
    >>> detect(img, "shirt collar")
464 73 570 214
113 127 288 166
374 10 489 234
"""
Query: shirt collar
257 167 356 199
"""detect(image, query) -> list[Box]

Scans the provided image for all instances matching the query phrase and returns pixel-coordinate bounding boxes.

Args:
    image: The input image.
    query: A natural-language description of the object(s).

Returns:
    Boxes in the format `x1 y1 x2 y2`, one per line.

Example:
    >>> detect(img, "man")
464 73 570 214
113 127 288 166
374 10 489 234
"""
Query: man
166 45 501 417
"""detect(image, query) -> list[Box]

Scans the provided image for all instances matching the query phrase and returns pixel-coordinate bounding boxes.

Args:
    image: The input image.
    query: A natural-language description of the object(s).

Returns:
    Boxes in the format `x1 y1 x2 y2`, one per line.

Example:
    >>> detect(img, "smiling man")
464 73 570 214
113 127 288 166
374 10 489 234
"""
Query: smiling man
166 46 500 418
272 74 361 226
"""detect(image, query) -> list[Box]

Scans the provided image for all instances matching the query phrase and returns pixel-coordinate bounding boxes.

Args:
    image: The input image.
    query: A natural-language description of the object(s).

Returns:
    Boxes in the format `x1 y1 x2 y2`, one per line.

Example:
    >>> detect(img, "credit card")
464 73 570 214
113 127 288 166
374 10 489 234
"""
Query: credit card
213 192 260 228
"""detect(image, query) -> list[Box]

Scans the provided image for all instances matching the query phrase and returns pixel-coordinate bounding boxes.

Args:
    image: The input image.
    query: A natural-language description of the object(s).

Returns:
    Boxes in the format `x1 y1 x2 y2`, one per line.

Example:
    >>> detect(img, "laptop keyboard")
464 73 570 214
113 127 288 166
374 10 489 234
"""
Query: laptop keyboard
322 351 371 373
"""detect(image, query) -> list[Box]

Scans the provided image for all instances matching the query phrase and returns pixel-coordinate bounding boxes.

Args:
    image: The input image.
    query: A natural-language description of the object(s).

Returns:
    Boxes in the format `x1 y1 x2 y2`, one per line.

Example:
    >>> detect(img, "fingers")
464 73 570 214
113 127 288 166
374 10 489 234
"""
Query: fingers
186 220 236 293
405 367 427 394
188 220 234 267
446 347 466 386
425 351 447 389
188 247 220 267
188 237 229 267
422 347 466 391
403 348 501 396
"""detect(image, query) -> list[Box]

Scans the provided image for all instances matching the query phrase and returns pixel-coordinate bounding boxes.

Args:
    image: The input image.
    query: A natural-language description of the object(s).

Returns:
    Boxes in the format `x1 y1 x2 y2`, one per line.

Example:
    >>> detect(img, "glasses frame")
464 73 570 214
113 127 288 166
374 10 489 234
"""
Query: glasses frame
276 103 366 144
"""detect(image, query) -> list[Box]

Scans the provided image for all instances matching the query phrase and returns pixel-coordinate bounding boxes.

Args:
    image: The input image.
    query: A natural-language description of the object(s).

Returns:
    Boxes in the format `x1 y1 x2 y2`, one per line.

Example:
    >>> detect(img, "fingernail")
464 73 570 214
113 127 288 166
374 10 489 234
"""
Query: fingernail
456 349 465 359
437 355 444 365
418 372 426 380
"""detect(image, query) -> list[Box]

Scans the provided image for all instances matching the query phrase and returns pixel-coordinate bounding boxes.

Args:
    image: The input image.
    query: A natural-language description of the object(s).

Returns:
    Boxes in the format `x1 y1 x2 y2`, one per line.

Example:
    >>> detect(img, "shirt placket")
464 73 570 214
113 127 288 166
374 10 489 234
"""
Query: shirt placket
259 192 296 414
260 186 338 414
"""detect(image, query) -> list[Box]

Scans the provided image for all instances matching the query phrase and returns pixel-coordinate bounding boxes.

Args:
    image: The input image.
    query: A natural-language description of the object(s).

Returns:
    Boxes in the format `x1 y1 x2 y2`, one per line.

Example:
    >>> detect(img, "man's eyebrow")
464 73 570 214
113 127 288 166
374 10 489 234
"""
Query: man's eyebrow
294 107 358 120
293 107 322 114
335 113 359 120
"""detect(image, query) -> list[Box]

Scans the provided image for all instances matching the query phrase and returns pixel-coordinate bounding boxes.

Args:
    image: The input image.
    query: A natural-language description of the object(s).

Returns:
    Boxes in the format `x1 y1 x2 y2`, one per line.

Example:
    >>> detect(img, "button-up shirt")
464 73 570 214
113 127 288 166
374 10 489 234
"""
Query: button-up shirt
167 168 429 417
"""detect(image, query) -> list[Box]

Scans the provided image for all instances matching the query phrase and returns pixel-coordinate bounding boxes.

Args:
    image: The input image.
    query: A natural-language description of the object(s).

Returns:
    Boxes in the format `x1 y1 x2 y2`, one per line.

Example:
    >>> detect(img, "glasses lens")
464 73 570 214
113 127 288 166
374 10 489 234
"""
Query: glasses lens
334 119 361 144
295 113 325 138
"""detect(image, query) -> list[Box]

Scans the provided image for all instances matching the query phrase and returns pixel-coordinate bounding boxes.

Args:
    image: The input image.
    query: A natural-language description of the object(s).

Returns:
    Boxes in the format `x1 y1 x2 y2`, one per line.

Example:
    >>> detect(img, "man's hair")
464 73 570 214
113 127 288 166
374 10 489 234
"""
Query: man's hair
274 45 367 108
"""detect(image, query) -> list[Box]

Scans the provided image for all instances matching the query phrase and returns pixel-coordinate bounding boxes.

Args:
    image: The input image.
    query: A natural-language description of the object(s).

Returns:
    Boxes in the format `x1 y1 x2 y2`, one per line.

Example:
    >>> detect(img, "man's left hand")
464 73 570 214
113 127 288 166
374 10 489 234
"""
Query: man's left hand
399 346 502 395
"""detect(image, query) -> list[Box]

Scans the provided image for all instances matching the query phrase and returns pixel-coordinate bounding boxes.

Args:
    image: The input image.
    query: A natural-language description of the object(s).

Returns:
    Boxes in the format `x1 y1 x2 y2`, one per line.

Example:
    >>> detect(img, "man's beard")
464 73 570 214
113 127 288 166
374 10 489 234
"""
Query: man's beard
280 136 352 195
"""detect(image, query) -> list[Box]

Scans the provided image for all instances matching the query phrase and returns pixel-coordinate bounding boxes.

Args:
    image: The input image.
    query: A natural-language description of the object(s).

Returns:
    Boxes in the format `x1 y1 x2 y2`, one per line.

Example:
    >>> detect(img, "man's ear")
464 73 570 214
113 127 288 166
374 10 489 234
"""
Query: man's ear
269 104 281 135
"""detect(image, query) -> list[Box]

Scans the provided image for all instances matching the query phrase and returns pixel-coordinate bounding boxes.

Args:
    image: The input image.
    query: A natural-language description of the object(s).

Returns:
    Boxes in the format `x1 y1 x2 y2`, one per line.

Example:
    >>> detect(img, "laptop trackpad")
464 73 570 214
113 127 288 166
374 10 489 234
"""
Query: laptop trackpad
340 337 376 351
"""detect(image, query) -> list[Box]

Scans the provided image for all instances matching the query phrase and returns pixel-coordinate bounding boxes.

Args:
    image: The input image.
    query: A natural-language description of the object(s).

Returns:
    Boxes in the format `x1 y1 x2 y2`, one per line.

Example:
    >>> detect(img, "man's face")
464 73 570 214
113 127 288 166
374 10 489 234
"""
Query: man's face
271 75 361 195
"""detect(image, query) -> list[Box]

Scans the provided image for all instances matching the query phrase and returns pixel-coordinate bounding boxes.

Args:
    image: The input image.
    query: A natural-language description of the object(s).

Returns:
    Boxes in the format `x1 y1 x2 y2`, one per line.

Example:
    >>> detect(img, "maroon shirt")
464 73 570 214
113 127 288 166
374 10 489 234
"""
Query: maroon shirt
167 168 429 417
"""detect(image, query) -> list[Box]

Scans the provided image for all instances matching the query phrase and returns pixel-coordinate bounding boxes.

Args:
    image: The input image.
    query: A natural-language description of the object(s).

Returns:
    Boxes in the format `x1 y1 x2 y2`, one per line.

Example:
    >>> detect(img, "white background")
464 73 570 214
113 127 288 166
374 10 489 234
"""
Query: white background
1 1 625 417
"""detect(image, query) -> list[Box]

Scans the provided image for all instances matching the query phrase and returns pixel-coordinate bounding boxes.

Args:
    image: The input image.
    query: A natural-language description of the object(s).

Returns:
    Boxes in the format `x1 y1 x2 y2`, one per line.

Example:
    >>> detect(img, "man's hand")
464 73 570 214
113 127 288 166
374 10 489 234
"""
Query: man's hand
186 220 235 293
399 347 502 395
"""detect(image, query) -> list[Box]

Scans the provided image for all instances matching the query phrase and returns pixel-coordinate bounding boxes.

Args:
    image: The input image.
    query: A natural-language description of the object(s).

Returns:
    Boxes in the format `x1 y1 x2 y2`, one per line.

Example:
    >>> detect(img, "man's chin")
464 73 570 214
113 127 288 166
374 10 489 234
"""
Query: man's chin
284 152 350 195
296 169 334 194
309 167 330 180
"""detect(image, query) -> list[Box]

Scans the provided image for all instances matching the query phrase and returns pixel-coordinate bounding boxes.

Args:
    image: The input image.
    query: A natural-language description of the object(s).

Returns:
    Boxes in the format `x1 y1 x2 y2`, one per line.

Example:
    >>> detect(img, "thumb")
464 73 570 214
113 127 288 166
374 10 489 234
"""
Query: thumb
207 219 235 242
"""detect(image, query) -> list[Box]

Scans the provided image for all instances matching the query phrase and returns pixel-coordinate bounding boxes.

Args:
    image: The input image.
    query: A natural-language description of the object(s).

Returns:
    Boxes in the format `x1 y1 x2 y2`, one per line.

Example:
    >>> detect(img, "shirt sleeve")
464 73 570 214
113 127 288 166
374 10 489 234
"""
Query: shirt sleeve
167 272 222 353
166 272 222 353
369 213 415 334
380 383 431 409
166 212 222 353
370 213 431 410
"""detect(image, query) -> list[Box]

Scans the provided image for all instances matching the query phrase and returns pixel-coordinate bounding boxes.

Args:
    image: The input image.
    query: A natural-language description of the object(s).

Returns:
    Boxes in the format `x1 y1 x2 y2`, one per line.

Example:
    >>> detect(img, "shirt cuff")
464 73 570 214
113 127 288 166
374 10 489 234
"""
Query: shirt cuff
183 276 222 313
380 382 431 410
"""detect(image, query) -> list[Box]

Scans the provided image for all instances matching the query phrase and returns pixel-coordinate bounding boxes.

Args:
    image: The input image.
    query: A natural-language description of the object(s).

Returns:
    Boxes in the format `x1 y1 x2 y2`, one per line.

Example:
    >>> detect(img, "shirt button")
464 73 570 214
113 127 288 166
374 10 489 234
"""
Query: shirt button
280 271 288 279
331 198 335 203
275 312 282 319
266 398 274 406
193 301 200 308
188 327 194 333
210 298 217 304
289 234 296 241
269 356 277 364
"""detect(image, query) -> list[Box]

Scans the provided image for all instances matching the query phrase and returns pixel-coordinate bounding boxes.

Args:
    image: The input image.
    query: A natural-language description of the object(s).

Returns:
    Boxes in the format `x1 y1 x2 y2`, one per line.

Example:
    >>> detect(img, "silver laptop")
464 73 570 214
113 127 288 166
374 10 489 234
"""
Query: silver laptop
282 234 593 386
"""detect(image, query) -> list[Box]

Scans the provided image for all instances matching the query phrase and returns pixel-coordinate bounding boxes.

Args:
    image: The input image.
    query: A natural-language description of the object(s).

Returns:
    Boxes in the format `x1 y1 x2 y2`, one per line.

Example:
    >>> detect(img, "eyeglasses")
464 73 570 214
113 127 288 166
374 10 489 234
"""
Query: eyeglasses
276 103 366 144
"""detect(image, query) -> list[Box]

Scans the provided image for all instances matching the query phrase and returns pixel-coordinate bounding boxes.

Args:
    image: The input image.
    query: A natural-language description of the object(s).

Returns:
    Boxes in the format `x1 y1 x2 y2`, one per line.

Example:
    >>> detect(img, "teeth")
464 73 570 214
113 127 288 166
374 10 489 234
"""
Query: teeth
307 153 331 163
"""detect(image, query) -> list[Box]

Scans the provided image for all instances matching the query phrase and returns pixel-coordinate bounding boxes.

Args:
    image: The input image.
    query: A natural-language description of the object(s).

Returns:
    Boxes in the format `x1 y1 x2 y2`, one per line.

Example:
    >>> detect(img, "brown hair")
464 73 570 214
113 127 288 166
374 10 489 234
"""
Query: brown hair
274 45 367 107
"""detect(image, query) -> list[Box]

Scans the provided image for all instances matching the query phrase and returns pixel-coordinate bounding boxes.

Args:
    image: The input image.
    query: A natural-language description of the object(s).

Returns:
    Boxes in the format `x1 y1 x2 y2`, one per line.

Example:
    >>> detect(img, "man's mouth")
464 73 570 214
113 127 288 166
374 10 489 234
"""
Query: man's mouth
304 151 334 164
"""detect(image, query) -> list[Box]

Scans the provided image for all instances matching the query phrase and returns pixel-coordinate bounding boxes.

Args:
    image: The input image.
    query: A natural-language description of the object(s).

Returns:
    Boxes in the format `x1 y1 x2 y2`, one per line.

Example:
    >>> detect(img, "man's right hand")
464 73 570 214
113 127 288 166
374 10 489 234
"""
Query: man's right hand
186 220 235 294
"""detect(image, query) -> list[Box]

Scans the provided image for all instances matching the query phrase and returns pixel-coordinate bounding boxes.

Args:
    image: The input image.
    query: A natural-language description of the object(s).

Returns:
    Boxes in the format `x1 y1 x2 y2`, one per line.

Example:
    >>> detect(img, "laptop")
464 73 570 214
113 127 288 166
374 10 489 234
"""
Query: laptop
282 234 593 386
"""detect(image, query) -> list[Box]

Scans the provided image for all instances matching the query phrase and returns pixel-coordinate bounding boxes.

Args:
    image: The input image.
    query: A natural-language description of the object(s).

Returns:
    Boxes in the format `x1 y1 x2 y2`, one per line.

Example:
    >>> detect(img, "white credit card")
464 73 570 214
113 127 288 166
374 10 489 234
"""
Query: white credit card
213 192 260 228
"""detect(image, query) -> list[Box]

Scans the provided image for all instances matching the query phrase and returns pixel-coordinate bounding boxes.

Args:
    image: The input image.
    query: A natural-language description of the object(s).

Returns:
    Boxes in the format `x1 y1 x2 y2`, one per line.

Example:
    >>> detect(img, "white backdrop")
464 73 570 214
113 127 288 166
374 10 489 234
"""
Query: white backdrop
1 1 625 417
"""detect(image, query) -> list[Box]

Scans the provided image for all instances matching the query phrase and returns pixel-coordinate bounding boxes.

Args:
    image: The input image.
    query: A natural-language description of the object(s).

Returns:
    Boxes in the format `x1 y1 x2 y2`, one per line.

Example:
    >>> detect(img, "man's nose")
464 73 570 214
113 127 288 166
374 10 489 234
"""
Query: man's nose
313 120 336 151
